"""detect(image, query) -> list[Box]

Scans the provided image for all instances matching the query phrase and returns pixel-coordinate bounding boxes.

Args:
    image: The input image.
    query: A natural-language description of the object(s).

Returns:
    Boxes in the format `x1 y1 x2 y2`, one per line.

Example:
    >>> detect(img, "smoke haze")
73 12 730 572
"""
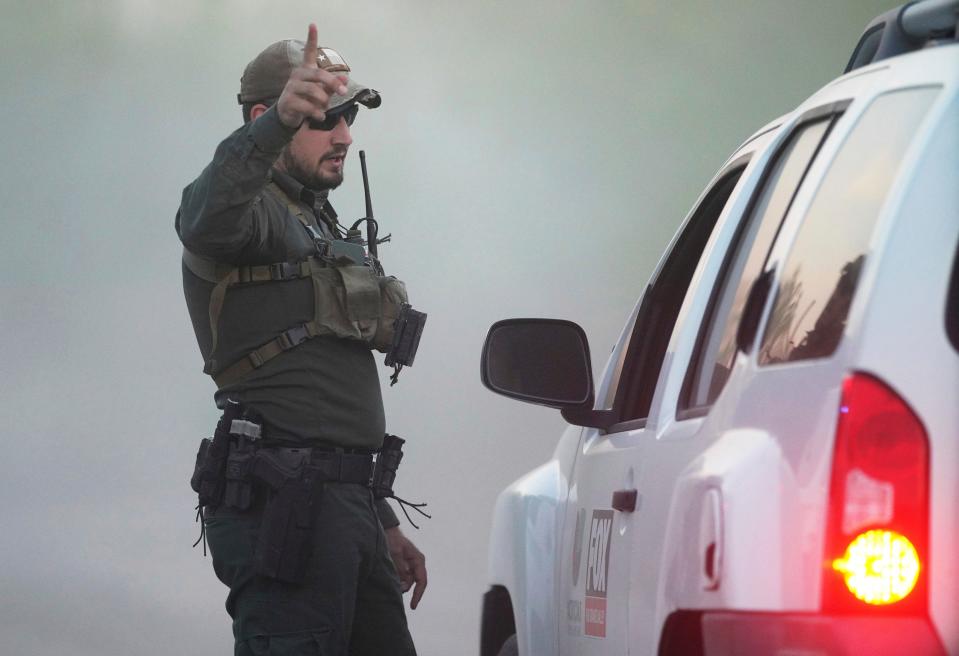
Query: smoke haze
0 1 889 653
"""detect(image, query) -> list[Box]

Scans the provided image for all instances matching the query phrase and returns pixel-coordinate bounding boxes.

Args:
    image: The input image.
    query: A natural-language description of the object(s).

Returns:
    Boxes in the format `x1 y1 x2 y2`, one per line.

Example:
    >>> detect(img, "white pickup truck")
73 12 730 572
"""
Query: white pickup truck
478 2 959 655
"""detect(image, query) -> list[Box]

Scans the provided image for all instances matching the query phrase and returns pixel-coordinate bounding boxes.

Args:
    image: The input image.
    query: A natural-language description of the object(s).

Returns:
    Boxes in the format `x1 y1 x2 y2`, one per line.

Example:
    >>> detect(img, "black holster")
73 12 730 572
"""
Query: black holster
250 450 325 583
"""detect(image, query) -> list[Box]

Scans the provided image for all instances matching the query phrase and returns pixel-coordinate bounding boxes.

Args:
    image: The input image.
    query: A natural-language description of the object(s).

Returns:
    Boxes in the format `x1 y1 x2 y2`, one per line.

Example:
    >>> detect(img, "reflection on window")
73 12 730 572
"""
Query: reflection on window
682 118 831 410
759 87 939 365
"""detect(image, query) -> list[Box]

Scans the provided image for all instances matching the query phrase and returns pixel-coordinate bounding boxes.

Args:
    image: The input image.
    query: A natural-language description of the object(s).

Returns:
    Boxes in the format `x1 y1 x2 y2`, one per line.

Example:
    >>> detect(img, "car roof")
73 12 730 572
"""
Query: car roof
731 0 957 163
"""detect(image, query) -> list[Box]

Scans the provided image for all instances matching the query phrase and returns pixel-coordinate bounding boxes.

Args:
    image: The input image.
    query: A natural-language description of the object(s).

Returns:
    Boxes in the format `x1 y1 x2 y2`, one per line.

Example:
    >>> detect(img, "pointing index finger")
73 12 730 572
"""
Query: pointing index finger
303 23 319 68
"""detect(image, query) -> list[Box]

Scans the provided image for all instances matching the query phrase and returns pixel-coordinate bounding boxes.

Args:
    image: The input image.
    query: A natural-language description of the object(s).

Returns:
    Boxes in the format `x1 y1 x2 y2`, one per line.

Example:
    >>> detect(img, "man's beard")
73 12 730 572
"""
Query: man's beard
281 148 346 191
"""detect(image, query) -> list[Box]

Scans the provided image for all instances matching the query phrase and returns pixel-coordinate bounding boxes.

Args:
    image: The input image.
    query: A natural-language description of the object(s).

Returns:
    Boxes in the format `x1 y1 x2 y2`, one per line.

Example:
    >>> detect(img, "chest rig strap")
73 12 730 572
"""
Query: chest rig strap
183 183 409 389
182 248 313 369
212 320 322 387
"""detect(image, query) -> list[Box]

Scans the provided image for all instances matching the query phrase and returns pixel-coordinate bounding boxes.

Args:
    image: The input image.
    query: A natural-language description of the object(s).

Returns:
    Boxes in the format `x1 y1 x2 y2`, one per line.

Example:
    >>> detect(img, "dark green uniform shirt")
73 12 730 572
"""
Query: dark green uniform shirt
176 105 386 450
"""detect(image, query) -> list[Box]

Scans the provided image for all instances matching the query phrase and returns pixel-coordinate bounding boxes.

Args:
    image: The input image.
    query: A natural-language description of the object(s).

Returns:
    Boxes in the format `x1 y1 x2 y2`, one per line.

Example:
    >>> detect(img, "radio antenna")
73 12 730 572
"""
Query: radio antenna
359 150 377 258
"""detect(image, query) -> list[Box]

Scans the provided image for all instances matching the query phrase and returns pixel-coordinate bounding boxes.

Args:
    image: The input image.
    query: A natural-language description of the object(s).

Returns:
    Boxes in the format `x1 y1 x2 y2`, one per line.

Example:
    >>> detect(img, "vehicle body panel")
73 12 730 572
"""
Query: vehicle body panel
483 27 958 656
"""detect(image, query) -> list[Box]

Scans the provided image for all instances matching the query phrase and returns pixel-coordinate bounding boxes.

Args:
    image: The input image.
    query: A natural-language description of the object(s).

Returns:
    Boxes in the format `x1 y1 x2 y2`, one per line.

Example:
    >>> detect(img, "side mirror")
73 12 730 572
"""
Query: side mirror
481 319 594 408
481 319 617 429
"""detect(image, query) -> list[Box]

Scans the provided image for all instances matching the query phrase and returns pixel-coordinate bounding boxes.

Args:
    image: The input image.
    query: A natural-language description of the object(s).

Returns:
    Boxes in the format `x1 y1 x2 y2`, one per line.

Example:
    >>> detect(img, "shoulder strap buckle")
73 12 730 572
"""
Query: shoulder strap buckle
278 324 311 350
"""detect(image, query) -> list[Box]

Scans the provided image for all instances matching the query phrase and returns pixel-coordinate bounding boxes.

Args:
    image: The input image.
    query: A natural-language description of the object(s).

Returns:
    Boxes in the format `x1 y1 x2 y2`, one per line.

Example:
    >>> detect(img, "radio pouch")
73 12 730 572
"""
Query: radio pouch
385 304 427 385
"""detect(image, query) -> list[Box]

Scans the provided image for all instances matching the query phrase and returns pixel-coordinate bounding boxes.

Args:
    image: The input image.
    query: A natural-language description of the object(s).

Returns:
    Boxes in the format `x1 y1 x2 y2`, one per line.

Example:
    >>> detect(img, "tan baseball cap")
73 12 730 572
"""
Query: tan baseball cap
237 39 381 110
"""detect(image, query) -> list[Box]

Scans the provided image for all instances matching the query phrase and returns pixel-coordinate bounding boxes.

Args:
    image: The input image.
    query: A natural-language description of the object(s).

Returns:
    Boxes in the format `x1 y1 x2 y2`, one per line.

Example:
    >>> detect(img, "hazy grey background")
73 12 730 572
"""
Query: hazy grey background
0 1 889 653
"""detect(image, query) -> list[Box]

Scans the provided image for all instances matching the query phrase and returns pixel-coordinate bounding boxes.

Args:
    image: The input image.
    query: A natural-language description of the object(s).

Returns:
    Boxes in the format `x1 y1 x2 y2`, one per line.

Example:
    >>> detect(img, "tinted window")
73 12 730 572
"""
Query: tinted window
681 118 833 411
613 166 745 425
759 87 939 364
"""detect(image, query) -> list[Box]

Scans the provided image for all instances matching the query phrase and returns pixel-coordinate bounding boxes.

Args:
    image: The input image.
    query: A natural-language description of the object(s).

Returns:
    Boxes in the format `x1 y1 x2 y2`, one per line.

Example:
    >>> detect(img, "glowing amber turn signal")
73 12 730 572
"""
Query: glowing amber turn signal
832 529 920 605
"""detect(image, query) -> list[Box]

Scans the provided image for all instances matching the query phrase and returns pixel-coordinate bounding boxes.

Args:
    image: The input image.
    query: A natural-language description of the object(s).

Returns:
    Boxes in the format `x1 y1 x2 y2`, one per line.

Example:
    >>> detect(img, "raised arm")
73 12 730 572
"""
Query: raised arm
176 24 348 259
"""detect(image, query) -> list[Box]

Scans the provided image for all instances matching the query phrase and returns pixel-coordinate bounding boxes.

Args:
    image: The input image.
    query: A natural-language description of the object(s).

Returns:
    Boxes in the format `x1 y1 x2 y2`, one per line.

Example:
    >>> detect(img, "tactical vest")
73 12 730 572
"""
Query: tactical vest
183 182 409 389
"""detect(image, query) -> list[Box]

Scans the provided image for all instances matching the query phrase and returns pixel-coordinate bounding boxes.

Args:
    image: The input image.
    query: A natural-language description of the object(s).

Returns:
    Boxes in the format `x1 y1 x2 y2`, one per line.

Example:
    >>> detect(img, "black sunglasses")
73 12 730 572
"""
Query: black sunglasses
307 103 359 131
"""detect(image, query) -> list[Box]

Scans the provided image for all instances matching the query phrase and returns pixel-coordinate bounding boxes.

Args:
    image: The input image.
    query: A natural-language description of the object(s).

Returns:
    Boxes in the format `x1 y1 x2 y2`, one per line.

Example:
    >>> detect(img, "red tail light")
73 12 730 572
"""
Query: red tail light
823 372 930 614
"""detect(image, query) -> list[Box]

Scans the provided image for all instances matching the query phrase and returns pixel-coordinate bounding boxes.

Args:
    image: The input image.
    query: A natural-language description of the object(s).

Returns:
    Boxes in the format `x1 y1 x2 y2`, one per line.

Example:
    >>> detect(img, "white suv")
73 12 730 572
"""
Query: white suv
479 2 958 655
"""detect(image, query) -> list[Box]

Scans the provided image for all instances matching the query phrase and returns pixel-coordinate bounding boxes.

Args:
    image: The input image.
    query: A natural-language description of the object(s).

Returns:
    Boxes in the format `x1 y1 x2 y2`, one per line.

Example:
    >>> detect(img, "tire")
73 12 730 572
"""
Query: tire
496 634 518 656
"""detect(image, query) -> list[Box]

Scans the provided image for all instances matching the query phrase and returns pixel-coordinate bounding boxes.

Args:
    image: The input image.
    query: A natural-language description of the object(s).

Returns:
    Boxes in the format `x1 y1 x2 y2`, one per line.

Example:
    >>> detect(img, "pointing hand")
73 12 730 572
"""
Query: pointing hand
275 23 349 129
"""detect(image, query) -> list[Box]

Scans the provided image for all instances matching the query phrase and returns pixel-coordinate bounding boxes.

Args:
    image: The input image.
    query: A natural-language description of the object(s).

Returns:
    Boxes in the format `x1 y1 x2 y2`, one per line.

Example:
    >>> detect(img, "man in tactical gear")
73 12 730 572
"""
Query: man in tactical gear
177 24 425 655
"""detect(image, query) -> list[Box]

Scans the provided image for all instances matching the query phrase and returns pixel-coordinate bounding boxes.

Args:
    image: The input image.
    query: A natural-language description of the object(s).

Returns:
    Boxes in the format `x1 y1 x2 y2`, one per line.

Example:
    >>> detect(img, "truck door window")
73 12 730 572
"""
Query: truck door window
680 116 835 414
759 87 939 365
611 165 745 428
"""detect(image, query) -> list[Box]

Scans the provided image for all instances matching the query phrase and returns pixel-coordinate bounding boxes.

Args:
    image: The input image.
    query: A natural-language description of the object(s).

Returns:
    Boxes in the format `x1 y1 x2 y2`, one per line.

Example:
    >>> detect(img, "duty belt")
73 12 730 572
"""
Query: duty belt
191 402 429 581
253 446 374 486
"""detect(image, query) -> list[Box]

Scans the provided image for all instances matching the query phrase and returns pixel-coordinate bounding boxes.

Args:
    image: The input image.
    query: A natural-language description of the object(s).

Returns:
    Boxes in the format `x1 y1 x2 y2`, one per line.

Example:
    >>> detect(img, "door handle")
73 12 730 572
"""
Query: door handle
702 487 723 590
611 488 638 513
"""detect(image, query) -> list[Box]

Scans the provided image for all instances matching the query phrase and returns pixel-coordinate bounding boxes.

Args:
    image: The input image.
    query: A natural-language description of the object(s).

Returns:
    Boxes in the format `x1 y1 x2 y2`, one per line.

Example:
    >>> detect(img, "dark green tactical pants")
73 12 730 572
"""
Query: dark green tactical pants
204 482 417 655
